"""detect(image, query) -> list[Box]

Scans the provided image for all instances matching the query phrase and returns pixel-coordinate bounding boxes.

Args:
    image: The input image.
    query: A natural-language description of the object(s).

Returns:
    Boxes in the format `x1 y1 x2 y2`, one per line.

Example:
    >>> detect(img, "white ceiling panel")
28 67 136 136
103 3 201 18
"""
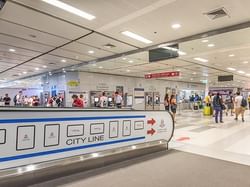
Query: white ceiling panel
0 19 69 47
14 0 161 30
1 1 91 40
0 44 41 58
62 42 115 58
77 33 138 53
50 48 94 62
100 0 250 47
0 34 54 53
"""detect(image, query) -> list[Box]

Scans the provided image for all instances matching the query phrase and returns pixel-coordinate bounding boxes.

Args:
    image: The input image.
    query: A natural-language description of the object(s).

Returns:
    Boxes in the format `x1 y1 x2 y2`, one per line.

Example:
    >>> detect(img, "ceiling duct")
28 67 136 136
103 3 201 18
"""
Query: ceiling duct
204 7 229 20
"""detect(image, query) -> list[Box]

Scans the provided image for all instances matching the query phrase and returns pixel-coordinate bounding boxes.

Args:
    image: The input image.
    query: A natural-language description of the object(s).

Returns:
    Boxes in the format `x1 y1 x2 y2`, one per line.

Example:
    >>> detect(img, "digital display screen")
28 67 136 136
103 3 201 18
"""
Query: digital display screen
149 44 179 62
218 75 233 82
94 98 99 102
108 98 112 102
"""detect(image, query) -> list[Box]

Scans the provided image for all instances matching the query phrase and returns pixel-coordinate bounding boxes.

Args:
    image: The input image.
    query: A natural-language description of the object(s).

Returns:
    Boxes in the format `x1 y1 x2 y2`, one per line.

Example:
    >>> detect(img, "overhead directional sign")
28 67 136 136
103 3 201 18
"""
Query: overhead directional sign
145 71 180 79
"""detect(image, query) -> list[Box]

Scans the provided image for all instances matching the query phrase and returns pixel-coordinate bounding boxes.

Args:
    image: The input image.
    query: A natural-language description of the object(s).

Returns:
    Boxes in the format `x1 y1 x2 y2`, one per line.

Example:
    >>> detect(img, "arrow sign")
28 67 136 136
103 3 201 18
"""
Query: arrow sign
147 118 156 126
147 128 156 136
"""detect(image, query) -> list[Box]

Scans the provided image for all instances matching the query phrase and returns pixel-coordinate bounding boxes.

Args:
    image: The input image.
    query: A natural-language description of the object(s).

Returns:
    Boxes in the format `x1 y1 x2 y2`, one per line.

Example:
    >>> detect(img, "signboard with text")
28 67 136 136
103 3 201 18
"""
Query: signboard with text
0 110 174 170
145 71 180 79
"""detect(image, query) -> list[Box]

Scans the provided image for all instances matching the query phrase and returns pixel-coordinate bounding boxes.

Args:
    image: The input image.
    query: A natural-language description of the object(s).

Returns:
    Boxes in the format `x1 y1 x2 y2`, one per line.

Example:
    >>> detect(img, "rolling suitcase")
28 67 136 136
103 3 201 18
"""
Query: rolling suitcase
203 106 211 116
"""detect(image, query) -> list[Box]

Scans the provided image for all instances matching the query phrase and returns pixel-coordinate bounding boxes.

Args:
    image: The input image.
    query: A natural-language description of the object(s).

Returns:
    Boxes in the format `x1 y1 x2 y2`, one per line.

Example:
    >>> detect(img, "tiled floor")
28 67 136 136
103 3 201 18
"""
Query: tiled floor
171 109 250 165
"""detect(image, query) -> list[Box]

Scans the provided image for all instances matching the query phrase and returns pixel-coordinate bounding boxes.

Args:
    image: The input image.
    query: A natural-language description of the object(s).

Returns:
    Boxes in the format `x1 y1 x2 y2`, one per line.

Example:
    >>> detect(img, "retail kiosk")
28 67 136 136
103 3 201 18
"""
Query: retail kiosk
0 108 174 186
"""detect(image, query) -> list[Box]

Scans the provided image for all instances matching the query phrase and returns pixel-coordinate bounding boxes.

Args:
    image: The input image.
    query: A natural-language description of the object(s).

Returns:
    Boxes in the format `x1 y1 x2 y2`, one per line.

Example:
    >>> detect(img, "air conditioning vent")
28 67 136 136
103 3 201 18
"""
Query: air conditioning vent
204 7 229 20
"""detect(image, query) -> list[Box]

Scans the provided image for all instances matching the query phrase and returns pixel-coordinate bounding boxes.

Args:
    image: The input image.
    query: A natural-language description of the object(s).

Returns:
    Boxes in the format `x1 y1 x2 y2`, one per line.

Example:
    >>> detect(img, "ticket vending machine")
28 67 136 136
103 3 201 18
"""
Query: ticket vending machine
153 92 160 110
145 92 153 110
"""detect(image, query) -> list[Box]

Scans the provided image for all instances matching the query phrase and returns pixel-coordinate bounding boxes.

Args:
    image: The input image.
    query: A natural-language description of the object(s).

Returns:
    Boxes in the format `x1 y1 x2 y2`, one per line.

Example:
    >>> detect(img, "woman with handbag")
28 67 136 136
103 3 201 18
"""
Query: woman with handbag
170 94 177 122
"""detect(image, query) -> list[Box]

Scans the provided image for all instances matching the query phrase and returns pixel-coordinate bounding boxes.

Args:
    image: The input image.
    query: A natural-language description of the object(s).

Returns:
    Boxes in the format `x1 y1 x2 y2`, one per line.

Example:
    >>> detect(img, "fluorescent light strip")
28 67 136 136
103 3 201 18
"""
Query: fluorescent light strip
227 67 236 71
122 31 152 44
193 57 208 63
237 70 245 74
42 0 96 20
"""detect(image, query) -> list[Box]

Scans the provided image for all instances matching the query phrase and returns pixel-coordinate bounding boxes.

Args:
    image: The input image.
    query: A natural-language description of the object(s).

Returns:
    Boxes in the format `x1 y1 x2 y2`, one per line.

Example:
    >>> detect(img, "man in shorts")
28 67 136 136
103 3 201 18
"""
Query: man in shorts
235 92 246 122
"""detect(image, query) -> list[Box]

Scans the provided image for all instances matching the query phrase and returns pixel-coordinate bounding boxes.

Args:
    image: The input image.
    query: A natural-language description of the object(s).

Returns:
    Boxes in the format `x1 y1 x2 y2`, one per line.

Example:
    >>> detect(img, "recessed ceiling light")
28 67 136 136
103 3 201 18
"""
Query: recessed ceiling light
88 50 94 54
128 60 134 63
23 71 27 74
126 69 131 72
237 70 245 74
202 39 209 43
122 57 127 60
227 67 236 71
61 59 66 63
42 65 47 68
229 54 235 57
193 57 209 63
190 78 193 80
35 67 40 71
243 61 249 64
246 74 250 76
98 66 103 69
192 72 197 75
171 23 181 29
121 31 152 44
41 0 96 20
9 48 16 52
92 64 97 66
208 44 215 47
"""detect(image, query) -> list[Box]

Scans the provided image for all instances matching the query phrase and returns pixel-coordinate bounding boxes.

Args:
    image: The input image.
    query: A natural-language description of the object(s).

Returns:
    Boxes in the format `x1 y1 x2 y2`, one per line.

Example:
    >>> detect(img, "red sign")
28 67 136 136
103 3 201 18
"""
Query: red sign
145 71 180 79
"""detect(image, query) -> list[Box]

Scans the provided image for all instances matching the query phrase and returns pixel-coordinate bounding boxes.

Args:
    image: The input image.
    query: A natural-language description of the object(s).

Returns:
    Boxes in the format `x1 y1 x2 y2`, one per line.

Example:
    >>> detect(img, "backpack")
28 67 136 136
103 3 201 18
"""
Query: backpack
241 97 247 107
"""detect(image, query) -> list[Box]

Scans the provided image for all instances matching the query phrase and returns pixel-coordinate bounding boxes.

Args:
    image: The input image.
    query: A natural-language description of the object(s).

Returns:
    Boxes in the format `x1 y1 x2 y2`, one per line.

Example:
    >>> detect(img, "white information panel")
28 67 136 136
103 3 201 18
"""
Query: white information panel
0 110 174 170
17 126 35 151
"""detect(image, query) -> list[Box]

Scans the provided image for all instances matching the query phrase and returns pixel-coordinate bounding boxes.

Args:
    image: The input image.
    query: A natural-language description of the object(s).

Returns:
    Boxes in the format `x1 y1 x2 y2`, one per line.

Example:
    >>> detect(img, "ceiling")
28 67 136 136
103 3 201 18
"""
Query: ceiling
0 0 250 88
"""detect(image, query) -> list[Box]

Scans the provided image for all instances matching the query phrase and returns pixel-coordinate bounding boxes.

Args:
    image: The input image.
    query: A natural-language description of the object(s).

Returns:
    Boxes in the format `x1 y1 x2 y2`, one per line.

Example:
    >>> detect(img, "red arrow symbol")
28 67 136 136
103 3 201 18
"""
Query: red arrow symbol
147 118 156 125
147 128 156 136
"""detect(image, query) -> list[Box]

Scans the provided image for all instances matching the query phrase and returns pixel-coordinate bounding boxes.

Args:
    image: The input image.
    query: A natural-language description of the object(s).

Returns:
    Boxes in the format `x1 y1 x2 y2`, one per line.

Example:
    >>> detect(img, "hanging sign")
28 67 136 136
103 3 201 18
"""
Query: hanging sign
145 71 180 79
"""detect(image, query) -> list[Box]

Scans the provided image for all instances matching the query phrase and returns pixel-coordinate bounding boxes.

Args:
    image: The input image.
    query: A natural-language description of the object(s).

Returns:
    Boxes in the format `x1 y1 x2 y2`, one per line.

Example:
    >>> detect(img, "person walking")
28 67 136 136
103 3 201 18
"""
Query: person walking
235 92 247 122
164 93 170 111
248 95 250 109
99 92 108 108
3 93 11 106
170 94 177 122
213 93 223 123
114 91 123 108
225 91 234 116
